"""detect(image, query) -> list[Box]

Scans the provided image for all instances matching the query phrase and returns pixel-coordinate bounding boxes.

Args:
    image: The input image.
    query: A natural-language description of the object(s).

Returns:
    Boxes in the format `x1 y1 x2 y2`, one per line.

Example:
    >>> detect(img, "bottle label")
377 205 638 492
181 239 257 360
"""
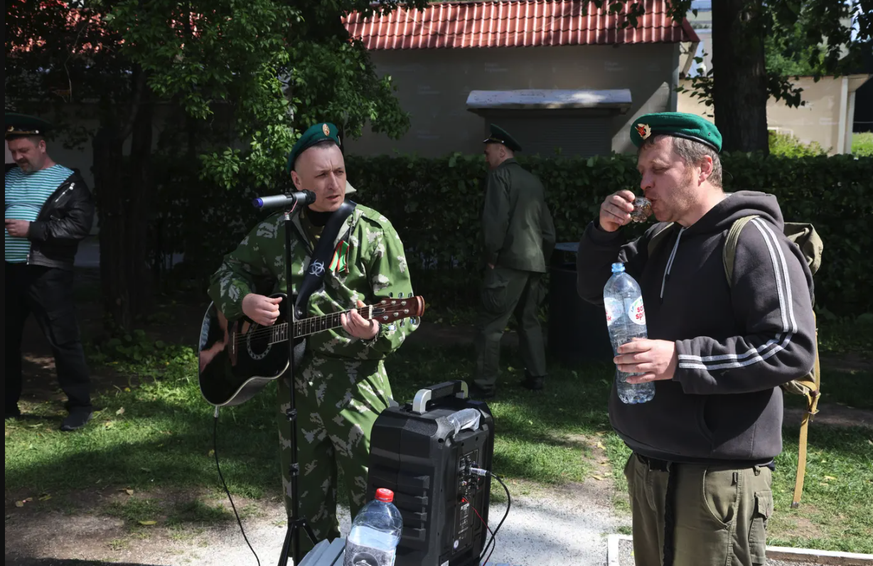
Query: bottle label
627 297 646 325
604 298 622 326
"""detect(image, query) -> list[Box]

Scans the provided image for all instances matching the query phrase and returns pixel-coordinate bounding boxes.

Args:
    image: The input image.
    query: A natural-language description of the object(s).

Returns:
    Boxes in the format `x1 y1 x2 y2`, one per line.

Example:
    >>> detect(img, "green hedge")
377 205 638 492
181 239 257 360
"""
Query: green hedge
156 153 873 317
346 152 873 317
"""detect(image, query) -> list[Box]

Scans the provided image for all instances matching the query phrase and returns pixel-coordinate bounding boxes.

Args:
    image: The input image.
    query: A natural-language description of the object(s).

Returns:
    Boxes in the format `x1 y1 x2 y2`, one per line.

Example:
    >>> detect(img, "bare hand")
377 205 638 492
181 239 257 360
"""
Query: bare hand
241 294 283 326
341 300 380 340
5 219 30 238
599 190 636 233
487 263 495 270
614 338 678 383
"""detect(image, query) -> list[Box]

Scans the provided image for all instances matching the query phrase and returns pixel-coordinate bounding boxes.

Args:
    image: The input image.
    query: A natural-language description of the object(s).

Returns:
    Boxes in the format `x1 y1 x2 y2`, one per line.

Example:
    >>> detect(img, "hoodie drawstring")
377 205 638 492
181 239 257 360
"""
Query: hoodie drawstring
660 227 685 301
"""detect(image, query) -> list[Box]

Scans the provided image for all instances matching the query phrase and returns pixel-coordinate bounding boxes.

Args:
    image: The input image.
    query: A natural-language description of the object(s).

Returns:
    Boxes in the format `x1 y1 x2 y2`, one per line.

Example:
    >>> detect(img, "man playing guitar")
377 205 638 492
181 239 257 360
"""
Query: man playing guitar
206 122 418 551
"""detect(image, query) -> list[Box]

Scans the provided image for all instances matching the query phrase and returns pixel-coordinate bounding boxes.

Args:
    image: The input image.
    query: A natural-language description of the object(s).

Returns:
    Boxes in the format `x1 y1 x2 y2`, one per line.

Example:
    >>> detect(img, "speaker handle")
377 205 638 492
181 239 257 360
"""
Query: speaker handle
412 381 469 414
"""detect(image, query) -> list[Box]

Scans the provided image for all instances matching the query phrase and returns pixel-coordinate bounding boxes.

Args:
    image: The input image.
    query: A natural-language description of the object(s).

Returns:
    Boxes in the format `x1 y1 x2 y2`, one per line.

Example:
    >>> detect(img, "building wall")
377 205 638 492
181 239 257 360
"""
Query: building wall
345 43 680 157
677 75 870 154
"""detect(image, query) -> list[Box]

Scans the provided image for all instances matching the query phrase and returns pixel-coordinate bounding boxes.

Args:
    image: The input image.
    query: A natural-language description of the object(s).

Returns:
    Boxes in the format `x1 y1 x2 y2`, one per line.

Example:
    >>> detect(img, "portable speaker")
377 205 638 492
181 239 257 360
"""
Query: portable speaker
367 381 494 566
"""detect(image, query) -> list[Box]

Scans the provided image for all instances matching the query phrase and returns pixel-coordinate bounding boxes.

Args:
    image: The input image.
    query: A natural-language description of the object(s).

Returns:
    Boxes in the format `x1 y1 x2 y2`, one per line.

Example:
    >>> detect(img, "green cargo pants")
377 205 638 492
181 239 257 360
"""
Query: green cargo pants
624 453 774 566
474 265 547 392
277 356 393 551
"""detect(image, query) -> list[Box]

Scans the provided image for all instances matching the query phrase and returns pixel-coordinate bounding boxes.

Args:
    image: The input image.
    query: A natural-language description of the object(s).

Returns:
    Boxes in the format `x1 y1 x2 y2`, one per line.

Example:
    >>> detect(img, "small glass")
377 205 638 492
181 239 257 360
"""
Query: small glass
631 197 652 223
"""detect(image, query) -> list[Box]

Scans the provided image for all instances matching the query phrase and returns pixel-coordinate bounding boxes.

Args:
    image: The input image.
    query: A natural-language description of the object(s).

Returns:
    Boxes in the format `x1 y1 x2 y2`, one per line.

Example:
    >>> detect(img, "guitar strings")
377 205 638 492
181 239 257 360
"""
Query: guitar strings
230 306 388 344
227 299 418 345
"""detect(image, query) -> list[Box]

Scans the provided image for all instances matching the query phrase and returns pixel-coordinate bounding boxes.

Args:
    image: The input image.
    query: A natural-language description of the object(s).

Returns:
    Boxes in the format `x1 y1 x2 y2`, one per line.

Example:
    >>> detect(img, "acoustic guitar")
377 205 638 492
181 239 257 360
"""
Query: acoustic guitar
198 293 425 406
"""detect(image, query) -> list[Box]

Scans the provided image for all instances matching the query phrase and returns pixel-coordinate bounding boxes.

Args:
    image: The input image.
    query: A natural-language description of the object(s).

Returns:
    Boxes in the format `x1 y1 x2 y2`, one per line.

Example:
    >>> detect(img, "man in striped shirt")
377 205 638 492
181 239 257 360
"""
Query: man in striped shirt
5 113 95 431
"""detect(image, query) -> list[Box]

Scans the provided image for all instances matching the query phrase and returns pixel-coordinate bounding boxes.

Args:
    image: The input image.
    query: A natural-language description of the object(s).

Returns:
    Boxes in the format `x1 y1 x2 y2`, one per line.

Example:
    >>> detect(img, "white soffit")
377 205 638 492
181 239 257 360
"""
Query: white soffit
466 89 632 112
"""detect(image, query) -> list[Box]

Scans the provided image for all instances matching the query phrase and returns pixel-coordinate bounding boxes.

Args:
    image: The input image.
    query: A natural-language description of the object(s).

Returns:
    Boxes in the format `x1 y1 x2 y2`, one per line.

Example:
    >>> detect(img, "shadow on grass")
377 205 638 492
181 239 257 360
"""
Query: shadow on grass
5 386 284 503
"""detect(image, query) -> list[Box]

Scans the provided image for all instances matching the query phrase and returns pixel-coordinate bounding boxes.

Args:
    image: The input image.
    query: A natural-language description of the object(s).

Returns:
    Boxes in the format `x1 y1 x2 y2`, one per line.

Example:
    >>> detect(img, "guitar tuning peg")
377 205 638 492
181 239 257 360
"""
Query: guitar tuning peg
389 292 394 298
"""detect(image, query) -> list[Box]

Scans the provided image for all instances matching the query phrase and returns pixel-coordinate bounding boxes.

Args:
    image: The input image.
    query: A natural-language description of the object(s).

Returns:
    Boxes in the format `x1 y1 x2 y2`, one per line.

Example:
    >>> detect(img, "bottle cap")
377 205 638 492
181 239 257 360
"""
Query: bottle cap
611 263 625 273
375 488 394 503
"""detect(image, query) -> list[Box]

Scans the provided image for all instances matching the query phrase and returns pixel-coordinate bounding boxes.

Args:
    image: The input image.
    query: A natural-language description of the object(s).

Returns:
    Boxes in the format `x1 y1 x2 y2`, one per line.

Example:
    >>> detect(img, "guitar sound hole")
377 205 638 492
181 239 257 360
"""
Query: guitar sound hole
247 326 273 361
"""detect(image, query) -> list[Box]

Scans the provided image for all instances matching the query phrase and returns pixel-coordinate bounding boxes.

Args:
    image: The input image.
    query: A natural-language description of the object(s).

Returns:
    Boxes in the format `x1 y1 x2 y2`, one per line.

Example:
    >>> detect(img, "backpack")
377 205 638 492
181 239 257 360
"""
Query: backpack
648 216 823 507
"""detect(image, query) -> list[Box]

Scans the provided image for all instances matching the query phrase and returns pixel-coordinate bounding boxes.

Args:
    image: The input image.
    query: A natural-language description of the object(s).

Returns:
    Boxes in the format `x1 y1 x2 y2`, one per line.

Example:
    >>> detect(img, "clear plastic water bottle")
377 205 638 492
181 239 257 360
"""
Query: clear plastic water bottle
344 488 403 566
603 263 655 404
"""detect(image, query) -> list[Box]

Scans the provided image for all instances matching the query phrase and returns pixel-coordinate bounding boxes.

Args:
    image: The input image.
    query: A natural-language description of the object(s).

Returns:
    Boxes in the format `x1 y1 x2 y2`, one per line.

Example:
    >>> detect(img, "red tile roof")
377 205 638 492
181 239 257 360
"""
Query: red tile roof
344 0 699 50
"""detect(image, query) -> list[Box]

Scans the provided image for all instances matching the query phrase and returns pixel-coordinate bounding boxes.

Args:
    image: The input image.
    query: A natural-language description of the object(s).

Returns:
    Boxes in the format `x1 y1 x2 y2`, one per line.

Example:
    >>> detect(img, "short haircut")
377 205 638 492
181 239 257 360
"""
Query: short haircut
640 134 723 188
292 139 339 171
7 134 46 146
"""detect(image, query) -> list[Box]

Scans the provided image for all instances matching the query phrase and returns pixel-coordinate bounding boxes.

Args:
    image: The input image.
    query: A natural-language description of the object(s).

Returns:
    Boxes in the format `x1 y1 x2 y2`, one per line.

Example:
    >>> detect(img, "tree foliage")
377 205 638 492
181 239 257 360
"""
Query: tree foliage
107 0 428 189
6 0 429 187
594 0 872 152
5 0 132 143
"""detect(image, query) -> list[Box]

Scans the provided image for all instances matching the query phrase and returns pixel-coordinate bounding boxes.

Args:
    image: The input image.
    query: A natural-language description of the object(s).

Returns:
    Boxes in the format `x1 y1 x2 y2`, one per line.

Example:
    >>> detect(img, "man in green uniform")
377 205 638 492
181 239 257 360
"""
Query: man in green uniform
472 124 556 398
207 122 417 549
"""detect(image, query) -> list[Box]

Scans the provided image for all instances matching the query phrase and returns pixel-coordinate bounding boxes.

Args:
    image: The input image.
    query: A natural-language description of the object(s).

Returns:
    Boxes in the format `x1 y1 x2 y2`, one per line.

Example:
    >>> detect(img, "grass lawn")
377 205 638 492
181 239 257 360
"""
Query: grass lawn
852 132 873 157
5 314 873 553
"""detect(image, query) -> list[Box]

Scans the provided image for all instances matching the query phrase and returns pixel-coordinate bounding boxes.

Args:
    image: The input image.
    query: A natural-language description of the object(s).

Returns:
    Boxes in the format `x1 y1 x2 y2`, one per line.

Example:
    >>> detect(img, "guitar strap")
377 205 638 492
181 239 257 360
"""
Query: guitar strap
293 200 357 320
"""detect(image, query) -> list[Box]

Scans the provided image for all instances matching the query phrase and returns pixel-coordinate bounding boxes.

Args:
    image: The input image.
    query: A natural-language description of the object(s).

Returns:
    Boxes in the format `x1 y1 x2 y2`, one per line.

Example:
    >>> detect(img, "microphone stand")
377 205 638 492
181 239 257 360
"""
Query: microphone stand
274 200 318 566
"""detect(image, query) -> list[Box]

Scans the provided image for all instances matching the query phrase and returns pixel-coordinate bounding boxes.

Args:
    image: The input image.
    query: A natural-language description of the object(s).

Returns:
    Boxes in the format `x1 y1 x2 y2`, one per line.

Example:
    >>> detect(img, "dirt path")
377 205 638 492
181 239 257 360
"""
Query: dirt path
6 469 621 566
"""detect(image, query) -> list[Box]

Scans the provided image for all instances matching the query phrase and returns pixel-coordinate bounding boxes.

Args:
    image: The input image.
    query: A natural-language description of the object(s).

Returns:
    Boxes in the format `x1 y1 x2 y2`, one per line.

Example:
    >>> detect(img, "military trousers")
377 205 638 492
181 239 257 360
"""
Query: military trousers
276 355 393 551
624 453 774 566
474 266 547 392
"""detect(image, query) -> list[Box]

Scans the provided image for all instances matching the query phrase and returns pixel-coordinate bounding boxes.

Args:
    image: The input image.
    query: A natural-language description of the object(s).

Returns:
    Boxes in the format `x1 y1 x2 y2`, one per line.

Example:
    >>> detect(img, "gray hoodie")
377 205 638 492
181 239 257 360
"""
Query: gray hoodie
577 191 816 464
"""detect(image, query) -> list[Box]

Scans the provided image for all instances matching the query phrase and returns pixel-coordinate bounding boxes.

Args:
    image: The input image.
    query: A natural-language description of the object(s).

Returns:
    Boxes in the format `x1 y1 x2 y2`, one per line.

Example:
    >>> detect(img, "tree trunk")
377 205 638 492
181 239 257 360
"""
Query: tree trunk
92 76 154 331
712 0 770 154
126 87 154 319
92 125 130 330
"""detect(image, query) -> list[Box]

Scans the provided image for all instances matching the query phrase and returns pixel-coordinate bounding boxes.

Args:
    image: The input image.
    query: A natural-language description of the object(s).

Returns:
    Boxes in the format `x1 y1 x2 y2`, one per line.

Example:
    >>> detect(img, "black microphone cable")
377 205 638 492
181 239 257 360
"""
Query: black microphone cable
471 467 511 566
213 407 261 566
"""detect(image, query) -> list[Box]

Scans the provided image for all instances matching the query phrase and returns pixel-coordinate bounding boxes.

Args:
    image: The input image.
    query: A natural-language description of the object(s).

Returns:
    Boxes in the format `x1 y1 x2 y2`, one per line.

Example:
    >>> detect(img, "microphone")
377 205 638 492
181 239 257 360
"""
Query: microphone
252 190 316 209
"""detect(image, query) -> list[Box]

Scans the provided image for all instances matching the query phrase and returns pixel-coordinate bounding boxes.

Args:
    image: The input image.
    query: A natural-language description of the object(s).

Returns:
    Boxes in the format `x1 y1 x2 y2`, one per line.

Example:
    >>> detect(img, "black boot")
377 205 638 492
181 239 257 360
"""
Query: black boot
521 372 545 391
60 407 93 431
469 383 496 400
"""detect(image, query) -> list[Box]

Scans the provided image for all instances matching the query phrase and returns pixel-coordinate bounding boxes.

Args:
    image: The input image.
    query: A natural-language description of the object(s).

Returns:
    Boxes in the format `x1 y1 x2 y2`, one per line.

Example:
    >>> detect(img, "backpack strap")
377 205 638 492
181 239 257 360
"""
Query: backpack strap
791 316 821 508
722 215 758 287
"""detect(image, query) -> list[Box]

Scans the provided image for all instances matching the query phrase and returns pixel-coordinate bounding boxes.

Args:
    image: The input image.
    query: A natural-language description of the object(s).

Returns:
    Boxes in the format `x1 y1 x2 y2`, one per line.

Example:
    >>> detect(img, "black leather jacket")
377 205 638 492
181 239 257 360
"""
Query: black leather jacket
21 168 96 270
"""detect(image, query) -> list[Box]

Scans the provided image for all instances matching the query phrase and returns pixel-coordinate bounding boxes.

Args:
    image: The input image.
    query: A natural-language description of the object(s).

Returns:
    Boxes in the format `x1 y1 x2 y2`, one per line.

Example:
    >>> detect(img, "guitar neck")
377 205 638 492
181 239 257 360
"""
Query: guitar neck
270 306 372 342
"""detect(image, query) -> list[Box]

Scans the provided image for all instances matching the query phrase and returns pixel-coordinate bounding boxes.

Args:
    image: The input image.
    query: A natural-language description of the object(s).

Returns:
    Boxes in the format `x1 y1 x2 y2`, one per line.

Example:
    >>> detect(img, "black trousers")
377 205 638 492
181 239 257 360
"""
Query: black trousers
5 262 91 411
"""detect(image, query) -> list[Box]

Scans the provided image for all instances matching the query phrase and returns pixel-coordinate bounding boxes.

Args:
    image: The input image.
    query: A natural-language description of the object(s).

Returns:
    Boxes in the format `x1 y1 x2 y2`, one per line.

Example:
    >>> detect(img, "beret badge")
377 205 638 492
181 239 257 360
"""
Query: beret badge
636 123 652 140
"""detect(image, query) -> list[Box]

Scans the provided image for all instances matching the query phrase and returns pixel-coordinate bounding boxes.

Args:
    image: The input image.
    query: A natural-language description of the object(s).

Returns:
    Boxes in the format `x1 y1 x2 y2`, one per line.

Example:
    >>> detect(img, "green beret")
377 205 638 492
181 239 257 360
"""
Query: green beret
286 122 341 172
483 123 522 152
630 112 722 153
5 112 53 139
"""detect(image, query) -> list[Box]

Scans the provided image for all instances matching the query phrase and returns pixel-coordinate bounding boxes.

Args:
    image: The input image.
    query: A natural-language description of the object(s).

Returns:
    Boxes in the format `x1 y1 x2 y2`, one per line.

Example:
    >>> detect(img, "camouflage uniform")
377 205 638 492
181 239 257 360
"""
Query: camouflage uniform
207 203 416 548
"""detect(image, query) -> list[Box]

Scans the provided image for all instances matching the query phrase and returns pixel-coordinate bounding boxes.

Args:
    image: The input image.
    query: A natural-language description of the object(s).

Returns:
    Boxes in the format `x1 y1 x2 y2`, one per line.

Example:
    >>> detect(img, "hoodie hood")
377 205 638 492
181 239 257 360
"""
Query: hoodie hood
654 190 788 301
687 190 785 236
